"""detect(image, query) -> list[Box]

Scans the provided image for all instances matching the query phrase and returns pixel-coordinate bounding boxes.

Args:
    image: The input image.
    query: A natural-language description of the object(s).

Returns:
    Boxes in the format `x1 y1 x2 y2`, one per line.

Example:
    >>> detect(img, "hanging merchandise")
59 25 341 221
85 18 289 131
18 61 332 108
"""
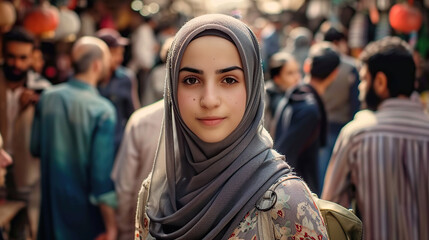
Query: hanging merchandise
375 12 390 40
54 7 81 42
408 31 418 49
48 0 79 9
369 5 380 24
306 0 331 20
377 0 391 11
416 24 429 60
389 1 423 34
0 1 16 33
348 12 368 58
67 0 77 9
23 2 59 38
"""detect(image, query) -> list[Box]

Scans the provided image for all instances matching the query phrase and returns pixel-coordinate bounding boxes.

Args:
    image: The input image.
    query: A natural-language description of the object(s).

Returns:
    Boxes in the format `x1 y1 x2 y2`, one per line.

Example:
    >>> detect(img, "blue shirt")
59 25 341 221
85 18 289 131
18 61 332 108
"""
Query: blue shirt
98 67 136 154
31 78 117 240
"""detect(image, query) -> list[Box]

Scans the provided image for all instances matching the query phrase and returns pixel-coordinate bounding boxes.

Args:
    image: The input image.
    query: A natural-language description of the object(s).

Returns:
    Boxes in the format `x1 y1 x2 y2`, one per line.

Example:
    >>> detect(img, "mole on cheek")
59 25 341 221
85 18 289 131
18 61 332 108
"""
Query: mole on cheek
193 98 196 101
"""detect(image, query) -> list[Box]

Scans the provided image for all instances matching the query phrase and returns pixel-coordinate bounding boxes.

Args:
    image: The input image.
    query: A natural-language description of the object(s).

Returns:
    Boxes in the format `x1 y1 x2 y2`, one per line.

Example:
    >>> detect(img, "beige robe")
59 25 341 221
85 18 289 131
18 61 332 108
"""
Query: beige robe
0 71 42 191
111 100 163 240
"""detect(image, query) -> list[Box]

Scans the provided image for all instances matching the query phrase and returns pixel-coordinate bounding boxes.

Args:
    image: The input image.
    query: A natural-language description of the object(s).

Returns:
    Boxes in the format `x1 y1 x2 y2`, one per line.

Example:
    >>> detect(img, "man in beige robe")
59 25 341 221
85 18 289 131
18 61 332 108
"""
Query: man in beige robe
0 27 50 239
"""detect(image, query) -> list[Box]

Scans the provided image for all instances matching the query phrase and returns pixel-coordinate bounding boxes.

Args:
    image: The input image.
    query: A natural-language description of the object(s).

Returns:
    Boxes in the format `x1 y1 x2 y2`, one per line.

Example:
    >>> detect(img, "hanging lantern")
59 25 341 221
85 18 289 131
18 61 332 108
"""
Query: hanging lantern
348 12 367 58
23 3 59 39
0 1 16 33
377 0 391 11
306 0 331 20
369 5 380 24
54 7 81 42
67 0 78 10
389 3 422 34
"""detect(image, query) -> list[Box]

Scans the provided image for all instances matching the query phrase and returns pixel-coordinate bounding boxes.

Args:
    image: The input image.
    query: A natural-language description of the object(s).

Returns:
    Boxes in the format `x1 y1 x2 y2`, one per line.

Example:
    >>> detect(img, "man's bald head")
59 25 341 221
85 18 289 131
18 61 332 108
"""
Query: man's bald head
71 36 110 75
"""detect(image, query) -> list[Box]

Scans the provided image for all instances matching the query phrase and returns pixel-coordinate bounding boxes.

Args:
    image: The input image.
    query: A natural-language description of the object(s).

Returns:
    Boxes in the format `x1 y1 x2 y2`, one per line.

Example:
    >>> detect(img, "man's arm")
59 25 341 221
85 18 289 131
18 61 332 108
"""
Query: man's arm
112 102 163 240
322 110 377 207
111 113 142 240
90 108 118 239
321 129 353 207
128 70 141 110
0 134 12 168
19 89 40 111
98 204 118 240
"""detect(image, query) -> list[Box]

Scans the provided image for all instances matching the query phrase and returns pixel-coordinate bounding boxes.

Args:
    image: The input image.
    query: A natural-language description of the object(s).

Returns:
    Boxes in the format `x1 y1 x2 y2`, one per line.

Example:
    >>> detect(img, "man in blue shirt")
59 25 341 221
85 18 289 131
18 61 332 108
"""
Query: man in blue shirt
96 28 139 154
31 36 117 240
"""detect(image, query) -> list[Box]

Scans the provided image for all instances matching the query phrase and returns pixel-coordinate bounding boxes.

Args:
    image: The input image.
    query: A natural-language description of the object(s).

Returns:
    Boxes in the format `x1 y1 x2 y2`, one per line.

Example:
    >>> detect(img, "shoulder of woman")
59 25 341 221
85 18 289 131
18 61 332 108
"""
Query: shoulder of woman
267 176 329 239
271 176 314 210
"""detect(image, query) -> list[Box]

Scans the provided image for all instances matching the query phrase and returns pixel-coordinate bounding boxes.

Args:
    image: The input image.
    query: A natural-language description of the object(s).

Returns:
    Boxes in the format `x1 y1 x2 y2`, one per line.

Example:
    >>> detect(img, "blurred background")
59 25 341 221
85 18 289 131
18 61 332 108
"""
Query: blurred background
0 0 428 87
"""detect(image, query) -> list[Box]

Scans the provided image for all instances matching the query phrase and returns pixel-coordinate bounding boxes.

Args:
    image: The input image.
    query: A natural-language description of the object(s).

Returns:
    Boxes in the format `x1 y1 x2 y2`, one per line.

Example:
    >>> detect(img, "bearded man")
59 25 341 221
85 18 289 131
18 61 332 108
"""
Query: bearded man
0 27 51 240
322 36 429 240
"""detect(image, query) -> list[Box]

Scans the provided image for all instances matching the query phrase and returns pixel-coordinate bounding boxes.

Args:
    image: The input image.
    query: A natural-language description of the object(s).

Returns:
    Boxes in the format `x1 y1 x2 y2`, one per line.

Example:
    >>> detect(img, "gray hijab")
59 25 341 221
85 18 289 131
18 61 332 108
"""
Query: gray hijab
146 14 290 240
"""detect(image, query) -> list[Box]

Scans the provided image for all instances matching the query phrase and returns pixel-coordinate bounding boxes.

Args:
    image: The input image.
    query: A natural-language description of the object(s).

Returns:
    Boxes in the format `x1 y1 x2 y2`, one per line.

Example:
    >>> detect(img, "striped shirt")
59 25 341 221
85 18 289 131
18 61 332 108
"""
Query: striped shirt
322 98 429 240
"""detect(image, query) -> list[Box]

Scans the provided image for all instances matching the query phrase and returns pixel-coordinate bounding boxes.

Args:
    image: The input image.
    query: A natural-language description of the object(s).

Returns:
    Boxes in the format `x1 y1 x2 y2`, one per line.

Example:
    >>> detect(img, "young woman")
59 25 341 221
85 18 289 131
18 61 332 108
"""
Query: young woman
135 14 328 240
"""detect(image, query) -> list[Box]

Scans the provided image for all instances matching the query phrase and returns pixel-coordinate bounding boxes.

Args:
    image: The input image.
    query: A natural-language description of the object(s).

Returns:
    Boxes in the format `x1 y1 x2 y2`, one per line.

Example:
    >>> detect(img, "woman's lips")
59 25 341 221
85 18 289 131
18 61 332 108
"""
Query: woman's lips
198 117 225 126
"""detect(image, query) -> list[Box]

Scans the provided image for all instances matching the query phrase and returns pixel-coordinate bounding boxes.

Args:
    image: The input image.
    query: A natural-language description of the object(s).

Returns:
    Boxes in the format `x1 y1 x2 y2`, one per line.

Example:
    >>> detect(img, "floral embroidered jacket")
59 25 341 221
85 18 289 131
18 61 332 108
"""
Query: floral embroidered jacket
136 175 329 240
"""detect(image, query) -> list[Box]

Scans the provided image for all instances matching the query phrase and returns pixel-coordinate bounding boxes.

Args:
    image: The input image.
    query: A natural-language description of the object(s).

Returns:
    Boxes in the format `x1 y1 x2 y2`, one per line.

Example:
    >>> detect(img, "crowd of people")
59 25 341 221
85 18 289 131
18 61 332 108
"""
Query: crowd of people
0 1 429 240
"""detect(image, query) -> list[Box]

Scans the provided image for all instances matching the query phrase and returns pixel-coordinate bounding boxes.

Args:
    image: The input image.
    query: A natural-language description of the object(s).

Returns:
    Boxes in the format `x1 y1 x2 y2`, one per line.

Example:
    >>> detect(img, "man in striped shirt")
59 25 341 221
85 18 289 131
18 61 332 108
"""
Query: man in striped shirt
322 36 429 240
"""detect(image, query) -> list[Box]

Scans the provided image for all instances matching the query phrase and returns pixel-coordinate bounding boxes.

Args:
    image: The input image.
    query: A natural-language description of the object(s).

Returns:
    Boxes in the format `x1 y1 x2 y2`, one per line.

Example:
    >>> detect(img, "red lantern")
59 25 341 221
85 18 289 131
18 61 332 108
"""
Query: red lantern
68 0 78 10
389 3 422 34
23 3 59 38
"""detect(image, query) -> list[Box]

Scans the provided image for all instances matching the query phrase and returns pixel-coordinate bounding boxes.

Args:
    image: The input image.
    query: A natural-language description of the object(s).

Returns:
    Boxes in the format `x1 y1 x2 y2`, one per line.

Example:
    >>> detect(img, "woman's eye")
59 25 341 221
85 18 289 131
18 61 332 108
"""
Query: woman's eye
183 77 199 85
222 77 238 85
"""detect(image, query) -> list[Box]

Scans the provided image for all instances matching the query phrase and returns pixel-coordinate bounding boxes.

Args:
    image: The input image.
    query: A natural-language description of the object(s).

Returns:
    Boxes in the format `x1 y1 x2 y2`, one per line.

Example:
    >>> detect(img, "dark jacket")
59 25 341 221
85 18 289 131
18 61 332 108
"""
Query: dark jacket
273 83 327 194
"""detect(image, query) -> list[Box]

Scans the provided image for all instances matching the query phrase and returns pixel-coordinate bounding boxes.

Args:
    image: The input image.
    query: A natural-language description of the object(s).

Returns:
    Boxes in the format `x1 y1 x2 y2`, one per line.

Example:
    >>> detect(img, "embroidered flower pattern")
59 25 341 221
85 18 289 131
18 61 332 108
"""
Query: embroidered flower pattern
238 208 258 232
270 185 291 220
135 212 151 239
228 230 245 240
290 223 323 240
228 177 328 240
274 220 292 240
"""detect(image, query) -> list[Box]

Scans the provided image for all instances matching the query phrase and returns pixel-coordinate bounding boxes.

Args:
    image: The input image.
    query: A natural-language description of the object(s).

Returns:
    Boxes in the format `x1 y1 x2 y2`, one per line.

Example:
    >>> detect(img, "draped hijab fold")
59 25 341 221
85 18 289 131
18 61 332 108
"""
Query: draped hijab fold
146 14 290 240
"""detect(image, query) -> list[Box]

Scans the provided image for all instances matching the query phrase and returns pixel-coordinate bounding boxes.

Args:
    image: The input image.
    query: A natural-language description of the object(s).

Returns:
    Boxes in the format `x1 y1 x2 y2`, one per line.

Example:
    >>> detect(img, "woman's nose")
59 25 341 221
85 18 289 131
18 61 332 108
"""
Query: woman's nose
200 84 220 109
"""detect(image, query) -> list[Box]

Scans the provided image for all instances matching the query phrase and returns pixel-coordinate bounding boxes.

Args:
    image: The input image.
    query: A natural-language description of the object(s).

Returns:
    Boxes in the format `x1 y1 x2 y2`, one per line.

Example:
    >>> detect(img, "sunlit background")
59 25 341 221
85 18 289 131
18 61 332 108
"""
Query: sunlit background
1 0 427 85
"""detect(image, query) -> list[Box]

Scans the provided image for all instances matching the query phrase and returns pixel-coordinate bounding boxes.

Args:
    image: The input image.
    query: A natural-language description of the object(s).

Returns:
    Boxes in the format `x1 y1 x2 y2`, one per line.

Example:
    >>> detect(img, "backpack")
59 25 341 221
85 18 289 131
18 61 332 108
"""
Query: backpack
257 175 363 240
312 193 363 240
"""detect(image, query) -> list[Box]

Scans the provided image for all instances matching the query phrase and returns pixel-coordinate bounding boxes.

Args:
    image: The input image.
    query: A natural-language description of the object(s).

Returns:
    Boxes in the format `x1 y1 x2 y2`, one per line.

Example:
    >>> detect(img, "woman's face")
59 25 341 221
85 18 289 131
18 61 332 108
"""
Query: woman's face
178 36 246 143
275 59 301 91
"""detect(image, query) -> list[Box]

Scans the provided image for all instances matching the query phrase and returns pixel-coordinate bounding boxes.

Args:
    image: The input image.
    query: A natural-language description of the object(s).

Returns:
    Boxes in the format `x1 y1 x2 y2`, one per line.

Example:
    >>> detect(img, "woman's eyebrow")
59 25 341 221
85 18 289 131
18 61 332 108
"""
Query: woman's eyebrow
179 67 203 74
179 66 243 74
215 66 243 74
